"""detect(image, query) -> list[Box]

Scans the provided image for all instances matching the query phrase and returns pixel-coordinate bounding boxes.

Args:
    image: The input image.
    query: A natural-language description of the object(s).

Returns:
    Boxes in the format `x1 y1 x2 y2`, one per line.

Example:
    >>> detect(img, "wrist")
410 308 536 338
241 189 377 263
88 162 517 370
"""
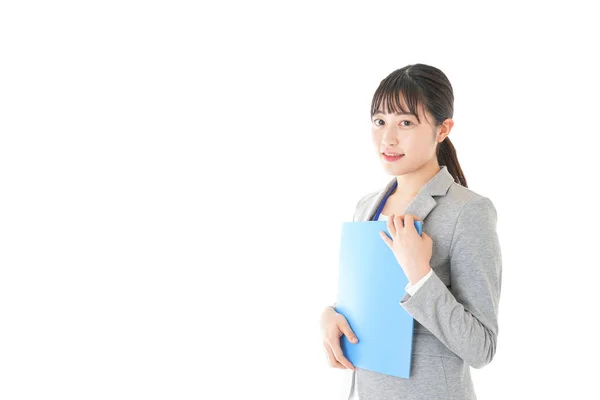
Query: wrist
409 265 432 285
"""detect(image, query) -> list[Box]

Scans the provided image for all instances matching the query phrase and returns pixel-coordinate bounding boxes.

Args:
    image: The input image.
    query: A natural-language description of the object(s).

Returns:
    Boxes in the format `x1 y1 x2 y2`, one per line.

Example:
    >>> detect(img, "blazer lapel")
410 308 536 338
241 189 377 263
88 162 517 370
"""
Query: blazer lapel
360 165 455 222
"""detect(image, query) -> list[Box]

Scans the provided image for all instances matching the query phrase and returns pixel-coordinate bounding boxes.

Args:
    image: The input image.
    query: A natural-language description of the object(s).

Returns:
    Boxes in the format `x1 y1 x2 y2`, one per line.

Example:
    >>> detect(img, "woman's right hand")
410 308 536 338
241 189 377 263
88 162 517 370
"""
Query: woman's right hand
320 306 358 370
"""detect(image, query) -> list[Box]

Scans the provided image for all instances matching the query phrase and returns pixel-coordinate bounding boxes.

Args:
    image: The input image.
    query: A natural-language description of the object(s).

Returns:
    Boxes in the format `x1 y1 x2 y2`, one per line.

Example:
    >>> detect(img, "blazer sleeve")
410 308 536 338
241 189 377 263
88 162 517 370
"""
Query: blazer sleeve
399 196 502 369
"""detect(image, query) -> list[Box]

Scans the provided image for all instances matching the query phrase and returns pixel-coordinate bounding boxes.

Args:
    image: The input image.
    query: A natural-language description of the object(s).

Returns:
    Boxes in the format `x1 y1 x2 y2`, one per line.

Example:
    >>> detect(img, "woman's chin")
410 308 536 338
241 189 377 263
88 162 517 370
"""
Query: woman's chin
382 165 404 175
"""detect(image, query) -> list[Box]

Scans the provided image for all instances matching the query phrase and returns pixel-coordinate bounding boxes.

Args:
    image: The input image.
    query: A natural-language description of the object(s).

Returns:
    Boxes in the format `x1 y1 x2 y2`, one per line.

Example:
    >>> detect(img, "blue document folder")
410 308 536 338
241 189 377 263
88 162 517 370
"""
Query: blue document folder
335 220 423 379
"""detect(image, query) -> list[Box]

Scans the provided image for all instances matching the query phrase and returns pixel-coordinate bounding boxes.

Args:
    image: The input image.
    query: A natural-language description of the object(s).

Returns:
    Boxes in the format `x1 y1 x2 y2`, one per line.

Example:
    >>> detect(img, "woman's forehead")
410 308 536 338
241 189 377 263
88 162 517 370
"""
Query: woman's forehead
376 98 425 118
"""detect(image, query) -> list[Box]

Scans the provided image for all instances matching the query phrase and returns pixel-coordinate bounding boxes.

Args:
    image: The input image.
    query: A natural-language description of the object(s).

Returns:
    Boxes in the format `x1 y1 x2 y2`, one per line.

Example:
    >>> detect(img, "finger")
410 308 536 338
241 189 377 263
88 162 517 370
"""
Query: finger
394 215 404 233
387 213 396 237
422 231 432 243
323 343 345 369
404 214 414 231
338 317 359 344
330 340 355 370
380 231 393 248
324 343 345 369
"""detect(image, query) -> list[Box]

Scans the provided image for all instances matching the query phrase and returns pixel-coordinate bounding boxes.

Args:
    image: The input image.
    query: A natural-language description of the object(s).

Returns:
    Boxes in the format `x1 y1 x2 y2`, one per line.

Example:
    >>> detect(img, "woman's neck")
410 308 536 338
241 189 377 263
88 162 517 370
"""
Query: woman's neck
393 162 441 198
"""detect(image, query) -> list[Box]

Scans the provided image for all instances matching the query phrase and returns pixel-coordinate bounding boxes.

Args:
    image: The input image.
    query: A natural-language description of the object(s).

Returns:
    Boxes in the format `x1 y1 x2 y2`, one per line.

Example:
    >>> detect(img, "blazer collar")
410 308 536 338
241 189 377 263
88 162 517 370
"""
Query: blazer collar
360 165 456 222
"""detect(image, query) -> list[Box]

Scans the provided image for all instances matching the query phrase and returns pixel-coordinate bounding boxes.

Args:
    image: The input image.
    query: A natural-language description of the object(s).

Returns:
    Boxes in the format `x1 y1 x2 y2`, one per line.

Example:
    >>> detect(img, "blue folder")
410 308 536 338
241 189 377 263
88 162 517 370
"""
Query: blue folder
335 220 423 379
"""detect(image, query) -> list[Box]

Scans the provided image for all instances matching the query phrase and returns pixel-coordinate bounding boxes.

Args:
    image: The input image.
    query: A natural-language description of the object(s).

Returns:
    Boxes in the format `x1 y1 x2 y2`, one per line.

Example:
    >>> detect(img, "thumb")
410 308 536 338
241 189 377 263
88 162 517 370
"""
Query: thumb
338 317 358 343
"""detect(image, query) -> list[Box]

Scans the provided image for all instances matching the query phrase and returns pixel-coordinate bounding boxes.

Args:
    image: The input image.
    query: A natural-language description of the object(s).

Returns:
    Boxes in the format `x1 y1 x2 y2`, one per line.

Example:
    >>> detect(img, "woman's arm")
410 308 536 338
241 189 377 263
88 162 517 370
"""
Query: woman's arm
400 196 502 369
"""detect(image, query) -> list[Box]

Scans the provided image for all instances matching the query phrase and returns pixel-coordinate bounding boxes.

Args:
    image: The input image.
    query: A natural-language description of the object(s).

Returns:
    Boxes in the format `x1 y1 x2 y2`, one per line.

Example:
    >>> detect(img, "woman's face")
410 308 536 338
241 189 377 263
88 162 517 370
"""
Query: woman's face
371 99 443 176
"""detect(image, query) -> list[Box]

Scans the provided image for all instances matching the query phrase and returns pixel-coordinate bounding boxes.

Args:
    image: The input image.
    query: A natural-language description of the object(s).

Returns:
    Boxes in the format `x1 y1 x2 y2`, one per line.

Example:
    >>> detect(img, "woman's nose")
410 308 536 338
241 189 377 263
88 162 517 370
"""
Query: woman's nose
382 128 399 145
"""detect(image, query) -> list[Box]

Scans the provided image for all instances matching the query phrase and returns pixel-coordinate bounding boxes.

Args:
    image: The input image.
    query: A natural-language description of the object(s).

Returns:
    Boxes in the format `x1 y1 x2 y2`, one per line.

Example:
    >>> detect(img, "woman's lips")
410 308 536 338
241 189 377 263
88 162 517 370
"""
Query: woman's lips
382 154 404 162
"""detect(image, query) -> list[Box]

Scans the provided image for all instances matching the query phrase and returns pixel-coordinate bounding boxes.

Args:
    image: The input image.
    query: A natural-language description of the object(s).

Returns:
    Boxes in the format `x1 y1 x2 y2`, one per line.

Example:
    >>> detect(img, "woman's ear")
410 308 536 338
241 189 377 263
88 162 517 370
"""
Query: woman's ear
437 118 454 143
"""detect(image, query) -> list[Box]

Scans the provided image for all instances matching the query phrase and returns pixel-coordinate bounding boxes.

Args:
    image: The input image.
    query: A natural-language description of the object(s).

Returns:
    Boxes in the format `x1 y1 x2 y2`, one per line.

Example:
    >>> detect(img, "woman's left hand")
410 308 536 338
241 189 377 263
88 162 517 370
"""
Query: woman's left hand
379 214 433 285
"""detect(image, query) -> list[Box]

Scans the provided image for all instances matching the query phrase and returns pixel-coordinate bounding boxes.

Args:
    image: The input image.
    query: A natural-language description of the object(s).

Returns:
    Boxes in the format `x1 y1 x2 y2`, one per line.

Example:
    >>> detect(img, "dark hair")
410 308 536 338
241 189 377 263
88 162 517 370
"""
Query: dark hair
370 63 467 187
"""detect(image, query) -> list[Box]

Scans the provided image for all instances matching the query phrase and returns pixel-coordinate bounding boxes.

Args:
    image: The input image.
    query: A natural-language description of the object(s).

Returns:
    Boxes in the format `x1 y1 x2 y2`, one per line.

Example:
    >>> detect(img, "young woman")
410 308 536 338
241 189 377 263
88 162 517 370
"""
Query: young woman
319 64 503 400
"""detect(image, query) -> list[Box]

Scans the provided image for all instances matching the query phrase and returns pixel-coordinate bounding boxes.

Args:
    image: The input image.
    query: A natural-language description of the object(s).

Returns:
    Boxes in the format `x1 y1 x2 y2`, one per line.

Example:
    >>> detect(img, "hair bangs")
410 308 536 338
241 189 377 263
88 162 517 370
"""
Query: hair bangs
370 73 426 124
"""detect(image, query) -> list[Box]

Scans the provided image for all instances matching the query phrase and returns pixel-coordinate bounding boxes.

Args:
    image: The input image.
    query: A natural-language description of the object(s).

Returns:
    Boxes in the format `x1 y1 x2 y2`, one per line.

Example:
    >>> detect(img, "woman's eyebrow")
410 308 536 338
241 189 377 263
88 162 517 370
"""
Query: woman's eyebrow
374 110 417 117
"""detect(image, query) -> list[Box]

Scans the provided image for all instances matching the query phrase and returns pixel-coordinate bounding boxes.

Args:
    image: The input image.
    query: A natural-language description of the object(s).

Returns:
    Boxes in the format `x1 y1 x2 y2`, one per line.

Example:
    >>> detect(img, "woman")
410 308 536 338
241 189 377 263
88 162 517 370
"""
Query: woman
319 63 503 400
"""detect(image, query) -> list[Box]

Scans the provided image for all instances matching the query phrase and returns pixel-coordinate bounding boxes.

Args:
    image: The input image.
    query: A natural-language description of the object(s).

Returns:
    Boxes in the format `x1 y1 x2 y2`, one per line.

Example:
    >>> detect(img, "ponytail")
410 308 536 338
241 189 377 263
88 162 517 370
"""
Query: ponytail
437 138 467 187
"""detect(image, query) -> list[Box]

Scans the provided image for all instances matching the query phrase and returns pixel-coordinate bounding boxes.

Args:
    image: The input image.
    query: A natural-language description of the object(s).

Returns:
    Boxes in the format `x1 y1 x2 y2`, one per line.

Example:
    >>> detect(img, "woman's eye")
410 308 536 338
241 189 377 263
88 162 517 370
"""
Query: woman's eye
373 119 412 127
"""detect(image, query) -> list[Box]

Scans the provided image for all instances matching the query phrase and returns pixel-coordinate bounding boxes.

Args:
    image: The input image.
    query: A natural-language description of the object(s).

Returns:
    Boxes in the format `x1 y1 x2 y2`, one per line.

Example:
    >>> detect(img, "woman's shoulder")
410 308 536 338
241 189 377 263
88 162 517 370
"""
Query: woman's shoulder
445 182 498 222
351 190 380 221
356 189 380 208
446 181 492 203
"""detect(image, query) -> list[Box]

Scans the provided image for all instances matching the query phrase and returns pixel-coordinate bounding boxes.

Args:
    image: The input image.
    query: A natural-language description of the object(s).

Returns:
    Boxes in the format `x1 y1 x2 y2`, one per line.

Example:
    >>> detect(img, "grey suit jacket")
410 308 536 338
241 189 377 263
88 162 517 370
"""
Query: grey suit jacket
337 165 502 400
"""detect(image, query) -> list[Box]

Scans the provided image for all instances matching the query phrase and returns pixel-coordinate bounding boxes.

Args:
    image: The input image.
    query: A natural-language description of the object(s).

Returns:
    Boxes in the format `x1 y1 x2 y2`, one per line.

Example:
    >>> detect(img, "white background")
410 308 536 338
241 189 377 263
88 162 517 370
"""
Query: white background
1 1 599 399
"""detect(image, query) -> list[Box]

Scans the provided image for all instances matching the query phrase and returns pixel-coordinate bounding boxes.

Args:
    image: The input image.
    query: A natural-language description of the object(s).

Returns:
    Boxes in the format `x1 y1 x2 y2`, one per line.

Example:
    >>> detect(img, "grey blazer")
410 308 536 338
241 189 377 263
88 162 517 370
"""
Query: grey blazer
337 165 502 400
